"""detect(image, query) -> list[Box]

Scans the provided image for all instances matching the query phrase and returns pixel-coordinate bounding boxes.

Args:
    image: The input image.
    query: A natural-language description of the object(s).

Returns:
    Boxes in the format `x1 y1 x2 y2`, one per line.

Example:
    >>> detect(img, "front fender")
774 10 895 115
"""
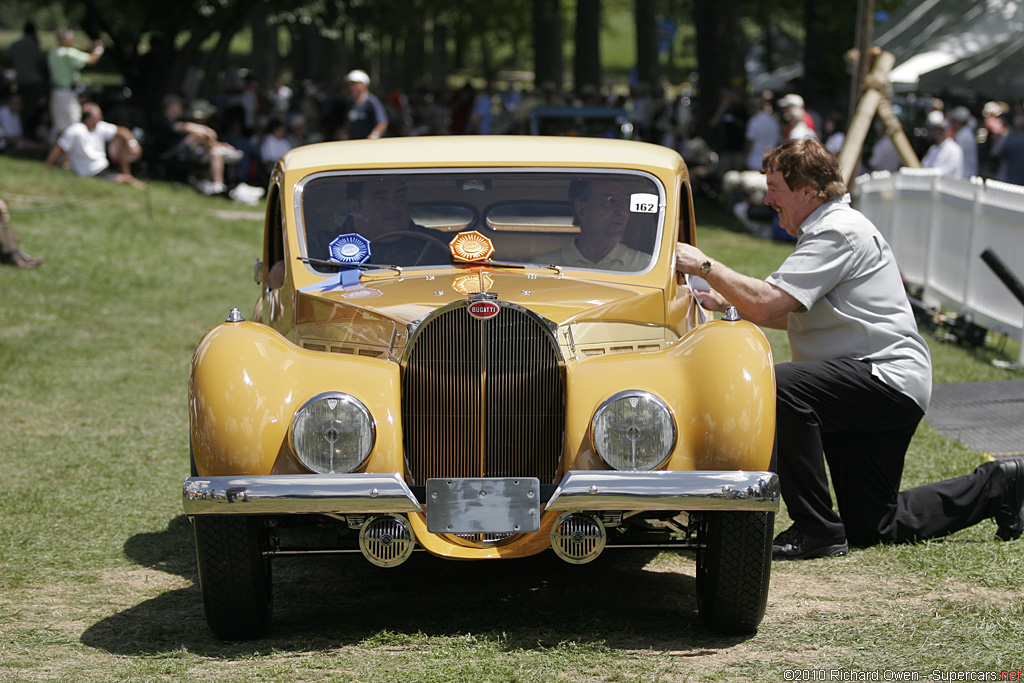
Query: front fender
564 318 775 473
189 321 402 476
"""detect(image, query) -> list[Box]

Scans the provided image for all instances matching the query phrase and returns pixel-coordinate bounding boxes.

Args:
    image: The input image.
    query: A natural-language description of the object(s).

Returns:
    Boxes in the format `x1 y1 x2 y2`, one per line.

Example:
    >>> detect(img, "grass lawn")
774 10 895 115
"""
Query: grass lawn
1 155 1022 682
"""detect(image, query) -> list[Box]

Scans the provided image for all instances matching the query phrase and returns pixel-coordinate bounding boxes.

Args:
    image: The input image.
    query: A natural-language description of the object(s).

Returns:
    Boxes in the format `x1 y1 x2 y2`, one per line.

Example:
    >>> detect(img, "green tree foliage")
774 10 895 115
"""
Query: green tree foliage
63 0 289 110
14 0 911 118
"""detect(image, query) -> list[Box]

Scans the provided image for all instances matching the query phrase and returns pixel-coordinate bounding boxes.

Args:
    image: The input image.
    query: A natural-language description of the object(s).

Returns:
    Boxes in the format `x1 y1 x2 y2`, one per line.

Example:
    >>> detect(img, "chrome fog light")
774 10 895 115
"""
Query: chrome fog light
291 392 374 474
551 512 606 564
591 390 675 471
359 514 415 567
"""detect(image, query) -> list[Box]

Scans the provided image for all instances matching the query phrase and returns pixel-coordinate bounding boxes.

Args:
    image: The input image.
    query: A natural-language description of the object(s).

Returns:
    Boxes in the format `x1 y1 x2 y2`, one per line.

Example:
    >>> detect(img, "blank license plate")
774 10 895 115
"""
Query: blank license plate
426 477 540 534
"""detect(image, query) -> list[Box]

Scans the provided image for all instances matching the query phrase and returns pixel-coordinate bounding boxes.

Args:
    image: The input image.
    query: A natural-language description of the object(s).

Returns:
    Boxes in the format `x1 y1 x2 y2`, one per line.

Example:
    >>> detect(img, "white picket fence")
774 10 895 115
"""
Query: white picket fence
854 168 1024 363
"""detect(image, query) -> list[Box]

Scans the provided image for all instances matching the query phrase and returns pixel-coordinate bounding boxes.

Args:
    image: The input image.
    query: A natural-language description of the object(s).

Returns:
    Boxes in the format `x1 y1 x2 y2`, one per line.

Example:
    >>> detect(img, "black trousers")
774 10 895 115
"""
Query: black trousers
776 358 1003 546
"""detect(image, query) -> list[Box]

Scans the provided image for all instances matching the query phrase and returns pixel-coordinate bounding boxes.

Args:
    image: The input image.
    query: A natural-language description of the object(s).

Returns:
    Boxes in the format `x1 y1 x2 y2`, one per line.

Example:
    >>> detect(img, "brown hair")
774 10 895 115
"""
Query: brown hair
81 102 102 122
762 139 846 202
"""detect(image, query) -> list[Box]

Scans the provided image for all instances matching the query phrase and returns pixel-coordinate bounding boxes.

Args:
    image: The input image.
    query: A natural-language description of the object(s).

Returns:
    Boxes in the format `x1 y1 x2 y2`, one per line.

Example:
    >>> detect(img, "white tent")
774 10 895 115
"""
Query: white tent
875 0 1024 91
917 29 1024 97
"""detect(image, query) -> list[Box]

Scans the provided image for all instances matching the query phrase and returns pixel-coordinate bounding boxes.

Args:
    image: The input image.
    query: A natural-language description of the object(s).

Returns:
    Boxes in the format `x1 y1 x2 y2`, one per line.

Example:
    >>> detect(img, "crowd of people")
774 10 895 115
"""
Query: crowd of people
4 23 1024 256
0 22 841 201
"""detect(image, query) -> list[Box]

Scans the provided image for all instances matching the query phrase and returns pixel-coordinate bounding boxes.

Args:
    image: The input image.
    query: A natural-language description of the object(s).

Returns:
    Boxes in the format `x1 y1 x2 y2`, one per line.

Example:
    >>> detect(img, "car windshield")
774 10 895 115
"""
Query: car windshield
299 170 663 273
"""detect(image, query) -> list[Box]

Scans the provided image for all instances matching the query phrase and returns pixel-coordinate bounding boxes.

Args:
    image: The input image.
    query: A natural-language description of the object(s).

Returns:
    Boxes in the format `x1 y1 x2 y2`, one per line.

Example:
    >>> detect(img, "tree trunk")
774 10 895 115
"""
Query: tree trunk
430 14 448 93
803 0 858 115
250 4 277 90
533 0 564 89
291 23 332 85
634 0 659 88
403 14 427 92
574 0 601 93
693 0 745 136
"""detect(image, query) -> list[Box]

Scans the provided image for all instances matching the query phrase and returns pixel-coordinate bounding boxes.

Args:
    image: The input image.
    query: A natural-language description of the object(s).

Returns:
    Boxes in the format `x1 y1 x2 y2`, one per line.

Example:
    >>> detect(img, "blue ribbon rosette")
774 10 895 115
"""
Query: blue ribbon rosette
328 233 371 287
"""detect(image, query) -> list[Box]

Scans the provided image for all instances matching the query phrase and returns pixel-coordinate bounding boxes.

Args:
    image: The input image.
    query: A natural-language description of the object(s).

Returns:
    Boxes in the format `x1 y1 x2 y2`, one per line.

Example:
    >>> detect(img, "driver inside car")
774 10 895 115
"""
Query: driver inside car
340 177 451 266
275 177 452 290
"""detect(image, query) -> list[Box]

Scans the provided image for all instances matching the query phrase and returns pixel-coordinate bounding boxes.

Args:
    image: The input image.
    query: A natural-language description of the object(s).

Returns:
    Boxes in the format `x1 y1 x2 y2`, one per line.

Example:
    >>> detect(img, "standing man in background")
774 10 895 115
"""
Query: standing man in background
948 106 979 179
922 113 965 178
711 87 748 173
342 70 388 140
7 22 47 142
778 94 817 142
47 27 104 140
469 81 497 135
744 91 780 170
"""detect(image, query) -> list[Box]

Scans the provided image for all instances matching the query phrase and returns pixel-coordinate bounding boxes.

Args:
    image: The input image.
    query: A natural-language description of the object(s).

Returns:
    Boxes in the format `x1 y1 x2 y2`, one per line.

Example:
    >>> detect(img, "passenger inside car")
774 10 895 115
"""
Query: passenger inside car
537 178 653 271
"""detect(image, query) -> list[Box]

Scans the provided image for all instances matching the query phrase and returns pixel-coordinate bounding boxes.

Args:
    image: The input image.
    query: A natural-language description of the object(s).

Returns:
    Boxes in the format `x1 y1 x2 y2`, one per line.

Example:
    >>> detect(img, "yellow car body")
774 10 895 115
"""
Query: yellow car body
184 136 778 639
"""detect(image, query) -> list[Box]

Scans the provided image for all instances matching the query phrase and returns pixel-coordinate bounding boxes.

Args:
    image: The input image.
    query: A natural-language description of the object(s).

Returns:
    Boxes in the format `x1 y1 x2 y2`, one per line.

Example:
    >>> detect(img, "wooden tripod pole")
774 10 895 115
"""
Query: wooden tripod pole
877 97 921 170
838 49 894 185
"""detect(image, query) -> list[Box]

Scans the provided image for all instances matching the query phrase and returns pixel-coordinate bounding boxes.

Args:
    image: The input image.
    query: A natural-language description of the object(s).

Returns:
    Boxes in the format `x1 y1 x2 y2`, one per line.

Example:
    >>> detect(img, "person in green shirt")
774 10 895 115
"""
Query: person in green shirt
47 27 104 140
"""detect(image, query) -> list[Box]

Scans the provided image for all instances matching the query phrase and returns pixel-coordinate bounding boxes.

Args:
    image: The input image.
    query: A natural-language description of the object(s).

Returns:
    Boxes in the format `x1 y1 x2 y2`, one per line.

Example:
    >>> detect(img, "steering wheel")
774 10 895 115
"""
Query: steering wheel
372 230 450 266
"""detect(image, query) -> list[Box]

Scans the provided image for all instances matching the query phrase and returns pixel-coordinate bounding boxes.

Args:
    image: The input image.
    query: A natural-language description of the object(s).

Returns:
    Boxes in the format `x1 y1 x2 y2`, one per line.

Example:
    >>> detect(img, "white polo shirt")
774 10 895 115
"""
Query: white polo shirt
922 137 964 178
766 196 932 412
540 239 651 272
57 119 116 177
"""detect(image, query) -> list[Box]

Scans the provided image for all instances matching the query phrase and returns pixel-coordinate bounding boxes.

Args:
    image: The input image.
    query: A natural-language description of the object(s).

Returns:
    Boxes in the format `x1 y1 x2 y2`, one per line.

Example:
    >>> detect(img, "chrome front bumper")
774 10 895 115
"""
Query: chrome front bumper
545 470 778 512
183 470 778 516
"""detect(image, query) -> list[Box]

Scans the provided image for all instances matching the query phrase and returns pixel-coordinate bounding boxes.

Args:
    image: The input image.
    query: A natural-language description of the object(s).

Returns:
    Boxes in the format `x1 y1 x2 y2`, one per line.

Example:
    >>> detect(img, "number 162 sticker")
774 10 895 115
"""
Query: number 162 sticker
630 193 659 213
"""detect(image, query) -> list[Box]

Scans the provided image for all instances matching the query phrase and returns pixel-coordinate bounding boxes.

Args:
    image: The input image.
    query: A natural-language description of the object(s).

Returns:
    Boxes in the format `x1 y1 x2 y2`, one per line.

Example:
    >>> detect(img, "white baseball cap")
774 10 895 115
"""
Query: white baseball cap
926 110 948 129
778 93 805 108
346 69 370 85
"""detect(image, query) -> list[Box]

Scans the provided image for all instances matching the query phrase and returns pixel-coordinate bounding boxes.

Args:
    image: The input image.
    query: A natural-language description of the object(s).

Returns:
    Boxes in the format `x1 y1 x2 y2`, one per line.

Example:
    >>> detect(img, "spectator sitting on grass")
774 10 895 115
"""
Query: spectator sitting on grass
0 196 42 269
43 102 145 189
258 118 294 177
147 94 243 196
0 92 48 156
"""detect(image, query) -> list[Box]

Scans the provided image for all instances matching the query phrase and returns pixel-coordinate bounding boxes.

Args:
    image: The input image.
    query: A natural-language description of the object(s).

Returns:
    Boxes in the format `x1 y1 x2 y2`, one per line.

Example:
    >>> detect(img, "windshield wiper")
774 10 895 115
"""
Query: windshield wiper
454 259 565 274
298 256 405 276
301 255 562 276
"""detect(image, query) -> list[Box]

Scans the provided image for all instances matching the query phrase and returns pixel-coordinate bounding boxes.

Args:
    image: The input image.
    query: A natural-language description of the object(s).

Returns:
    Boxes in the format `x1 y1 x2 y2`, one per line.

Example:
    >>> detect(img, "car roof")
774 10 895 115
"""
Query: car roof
277 135 685 177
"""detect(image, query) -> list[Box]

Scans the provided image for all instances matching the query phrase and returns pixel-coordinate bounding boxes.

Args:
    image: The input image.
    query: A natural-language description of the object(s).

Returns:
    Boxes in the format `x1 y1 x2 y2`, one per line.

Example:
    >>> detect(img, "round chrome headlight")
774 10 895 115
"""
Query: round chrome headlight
591 391 675 471
291 392 374 474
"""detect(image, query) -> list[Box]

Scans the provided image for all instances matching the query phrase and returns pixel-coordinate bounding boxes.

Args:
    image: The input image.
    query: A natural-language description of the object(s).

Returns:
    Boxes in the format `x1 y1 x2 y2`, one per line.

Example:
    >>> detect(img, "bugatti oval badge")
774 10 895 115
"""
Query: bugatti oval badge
467 300 500 320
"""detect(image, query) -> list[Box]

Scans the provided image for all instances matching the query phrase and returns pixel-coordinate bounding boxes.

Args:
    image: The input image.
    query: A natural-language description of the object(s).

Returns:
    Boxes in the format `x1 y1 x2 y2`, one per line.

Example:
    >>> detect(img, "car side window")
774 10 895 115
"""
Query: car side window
264 186 286 290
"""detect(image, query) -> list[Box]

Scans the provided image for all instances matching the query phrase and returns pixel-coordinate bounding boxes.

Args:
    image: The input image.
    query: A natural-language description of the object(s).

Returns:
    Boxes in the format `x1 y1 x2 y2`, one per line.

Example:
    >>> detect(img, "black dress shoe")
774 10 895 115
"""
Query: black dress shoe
772 525 849 560
994 457 1024 542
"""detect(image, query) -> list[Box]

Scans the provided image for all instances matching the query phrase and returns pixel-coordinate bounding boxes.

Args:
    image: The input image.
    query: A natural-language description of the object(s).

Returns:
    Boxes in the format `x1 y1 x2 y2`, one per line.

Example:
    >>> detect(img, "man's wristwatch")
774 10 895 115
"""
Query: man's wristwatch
699 260 715 277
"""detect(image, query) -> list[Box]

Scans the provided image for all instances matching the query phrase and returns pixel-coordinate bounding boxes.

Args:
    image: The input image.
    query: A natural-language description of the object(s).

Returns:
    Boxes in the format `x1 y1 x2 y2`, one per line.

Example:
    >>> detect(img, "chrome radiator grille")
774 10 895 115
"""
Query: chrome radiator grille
402 302 564 484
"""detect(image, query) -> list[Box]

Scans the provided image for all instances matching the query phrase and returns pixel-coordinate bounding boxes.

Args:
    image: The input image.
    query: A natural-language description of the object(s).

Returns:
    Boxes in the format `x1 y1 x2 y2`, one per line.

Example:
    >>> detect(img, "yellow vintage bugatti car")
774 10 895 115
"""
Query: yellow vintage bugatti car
184 136 778 639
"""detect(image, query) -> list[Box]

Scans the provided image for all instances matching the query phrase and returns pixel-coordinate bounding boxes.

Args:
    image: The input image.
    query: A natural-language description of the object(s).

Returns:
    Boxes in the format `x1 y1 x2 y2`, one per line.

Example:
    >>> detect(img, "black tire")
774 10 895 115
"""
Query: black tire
193 515 273 640
695 510 773 634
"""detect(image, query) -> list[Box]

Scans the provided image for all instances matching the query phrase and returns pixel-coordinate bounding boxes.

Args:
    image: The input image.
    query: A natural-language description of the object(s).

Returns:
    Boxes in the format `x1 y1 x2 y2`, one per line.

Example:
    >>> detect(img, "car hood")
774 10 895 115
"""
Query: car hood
293 270 668 350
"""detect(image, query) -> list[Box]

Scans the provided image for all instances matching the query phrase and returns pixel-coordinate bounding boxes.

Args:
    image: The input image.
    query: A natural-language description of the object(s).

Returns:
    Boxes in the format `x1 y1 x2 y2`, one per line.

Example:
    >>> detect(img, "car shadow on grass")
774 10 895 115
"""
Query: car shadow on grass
81 515 755 657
